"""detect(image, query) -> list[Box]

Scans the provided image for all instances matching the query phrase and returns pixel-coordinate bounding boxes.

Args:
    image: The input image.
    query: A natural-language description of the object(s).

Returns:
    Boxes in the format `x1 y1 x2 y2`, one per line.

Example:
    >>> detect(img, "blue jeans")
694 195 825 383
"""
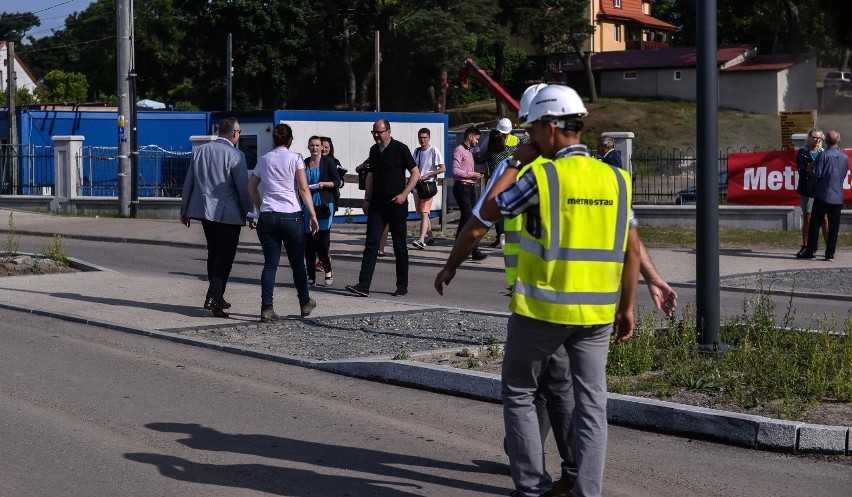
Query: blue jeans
256 211 310 307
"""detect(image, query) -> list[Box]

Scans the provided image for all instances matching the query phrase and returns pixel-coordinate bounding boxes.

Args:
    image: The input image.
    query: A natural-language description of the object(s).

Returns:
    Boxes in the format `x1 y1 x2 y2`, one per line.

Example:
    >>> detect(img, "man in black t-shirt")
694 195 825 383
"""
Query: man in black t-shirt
346 119 420 297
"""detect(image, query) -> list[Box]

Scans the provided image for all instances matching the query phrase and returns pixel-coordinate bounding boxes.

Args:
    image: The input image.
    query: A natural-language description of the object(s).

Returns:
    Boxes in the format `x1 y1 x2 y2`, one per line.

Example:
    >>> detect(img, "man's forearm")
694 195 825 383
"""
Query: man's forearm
444 217 490 272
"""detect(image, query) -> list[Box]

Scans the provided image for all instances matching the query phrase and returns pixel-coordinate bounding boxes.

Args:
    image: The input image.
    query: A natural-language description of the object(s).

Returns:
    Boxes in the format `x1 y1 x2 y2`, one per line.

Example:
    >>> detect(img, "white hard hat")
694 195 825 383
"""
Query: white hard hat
496 118 513 134
522 85 588 127
518 83 548 122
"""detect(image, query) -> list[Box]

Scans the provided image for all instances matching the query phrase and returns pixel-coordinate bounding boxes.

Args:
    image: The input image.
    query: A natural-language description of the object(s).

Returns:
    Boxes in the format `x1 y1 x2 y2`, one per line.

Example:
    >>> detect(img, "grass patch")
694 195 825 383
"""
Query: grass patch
450 96 852 150
636 225 852 250
607 287 852 421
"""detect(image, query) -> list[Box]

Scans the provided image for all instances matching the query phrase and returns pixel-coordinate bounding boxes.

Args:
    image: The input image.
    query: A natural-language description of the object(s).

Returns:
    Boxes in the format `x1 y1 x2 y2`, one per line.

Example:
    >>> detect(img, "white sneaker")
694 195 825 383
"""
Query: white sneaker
499 233 506 249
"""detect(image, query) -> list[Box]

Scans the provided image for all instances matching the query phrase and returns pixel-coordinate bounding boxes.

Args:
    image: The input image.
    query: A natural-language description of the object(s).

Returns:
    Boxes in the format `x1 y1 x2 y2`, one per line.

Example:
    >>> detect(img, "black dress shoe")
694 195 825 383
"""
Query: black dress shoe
391 287 408 297
204 298 231 310
205 297 230 318
796 251 816 260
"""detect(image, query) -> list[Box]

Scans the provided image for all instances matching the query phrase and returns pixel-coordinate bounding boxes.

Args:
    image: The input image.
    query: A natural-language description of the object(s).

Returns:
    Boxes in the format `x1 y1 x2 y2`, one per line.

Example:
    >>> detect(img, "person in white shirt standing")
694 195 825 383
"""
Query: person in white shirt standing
411 128 445 249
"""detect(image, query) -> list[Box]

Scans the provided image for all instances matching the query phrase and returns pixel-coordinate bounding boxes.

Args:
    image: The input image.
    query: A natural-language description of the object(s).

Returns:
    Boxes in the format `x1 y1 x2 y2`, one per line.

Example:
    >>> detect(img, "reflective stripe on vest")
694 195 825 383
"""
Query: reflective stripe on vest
502 161 538 287
511 158 631 325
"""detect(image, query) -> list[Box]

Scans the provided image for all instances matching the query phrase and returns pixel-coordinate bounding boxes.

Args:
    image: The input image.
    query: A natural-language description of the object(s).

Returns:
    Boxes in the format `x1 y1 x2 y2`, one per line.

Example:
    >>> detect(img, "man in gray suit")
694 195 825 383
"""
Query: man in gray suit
180 117 254 317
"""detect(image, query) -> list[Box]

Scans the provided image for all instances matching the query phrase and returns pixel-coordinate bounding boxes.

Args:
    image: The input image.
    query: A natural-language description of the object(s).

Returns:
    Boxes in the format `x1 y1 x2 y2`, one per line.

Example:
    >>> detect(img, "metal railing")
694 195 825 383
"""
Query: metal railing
631 146 777 205
80 145 191 197
0 144 55 195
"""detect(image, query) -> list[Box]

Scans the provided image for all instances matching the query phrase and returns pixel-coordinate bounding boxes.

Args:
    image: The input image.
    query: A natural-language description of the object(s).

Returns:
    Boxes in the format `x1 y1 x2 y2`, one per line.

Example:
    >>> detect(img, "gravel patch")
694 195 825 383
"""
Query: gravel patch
720 268 852 297
178 310 509 361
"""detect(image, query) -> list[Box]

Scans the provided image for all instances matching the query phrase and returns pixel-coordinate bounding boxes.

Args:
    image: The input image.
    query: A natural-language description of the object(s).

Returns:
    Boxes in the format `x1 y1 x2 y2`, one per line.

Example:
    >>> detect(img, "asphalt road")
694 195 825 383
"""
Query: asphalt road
19 235 851 327
2 308 850 497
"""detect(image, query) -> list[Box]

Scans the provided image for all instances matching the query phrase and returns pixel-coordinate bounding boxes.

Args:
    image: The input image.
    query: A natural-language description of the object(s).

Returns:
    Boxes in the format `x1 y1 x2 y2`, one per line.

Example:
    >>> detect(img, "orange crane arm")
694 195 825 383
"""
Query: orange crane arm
454 58 520 115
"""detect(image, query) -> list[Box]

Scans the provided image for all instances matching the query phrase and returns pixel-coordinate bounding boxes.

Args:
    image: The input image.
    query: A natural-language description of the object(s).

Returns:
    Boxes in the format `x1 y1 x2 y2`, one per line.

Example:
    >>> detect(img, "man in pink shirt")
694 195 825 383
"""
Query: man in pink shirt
452 126 488 260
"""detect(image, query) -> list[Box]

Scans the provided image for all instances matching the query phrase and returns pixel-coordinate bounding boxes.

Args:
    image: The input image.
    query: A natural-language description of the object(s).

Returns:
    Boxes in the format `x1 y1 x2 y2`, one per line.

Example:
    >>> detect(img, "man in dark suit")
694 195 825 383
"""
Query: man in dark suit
598 135 623 169
798 130 850 262
180 117 254 317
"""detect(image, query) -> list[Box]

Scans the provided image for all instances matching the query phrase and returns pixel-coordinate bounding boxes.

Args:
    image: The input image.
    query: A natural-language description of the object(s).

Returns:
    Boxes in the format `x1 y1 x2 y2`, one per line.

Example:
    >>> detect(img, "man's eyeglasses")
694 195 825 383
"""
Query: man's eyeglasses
235 129 242 134
371 129 388 136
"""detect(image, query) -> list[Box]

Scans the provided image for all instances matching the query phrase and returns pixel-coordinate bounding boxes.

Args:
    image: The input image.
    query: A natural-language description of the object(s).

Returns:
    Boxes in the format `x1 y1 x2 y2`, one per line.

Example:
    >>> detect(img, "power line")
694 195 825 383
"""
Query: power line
17 36 115 54
2 1 80 20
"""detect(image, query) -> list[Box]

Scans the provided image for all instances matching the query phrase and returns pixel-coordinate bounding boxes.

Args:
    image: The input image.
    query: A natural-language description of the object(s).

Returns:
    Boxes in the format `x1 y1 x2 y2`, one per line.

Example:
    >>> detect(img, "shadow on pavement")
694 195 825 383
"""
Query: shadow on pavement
124 422 507 496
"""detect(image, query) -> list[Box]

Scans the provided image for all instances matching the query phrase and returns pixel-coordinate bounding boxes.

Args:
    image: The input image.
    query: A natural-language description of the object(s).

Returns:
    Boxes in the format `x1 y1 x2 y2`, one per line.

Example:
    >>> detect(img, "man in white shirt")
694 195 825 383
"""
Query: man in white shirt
412 128 445 249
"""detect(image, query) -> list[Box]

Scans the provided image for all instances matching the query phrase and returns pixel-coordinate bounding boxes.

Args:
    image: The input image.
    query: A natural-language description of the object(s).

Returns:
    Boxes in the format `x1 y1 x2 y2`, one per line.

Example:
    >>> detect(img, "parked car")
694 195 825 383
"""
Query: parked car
674 170 728 205
824 71 852 90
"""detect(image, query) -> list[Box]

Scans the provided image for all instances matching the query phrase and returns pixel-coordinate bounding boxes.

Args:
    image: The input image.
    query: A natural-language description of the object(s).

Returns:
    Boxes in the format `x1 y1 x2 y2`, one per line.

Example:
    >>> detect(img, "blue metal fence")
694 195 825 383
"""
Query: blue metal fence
80 145 191 197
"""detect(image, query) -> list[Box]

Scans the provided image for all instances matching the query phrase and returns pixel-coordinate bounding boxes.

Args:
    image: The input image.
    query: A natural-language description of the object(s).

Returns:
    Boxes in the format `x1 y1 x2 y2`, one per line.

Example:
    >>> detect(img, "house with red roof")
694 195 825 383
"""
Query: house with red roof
562 44 817 115
0 41 39 96
594 0 676 52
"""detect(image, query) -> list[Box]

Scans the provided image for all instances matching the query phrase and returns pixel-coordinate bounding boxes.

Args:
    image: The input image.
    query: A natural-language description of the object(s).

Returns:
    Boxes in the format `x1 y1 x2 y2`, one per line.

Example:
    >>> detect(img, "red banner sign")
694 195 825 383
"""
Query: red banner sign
727 150 852 205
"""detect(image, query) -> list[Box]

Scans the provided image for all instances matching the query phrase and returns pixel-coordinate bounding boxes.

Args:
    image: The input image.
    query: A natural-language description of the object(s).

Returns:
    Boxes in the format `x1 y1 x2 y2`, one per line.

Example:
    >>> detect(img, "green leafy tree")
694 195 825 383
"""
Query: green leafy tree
0 87 37 106
395 0 499 113
512 0 598 102
37 70 89 102
0 12 40 45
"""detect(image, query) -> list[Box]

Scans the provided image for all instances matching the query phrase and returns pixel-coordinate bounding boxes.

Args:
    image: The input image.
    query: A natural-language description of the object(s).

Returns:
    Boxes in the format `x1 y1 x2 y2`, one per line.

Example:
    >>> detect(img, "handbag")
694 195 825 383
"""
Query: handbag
415 180 438 199
314 203 332 220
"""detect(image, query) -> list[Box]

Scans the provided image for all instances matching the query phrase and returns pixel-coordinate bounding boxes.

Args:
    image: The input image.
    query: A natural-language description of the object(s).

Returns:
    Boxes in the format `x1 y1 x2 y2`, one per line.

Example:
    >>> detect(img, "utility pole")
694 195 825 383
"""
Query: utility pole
226 34 232 111
116 0 132 217
374 31 380 112
696 0 724 352
6 42 18 194
129 68 138 218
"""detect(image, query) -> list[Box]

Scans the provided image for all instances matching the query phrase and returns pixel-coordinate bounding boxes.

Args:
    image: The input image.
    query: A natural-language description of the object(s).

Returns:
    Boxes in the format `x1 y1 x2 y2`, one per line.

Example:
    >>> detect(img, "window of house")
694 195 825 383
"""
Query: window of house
615 24 622 42
614 0 622 7
674 70 682 81
624 72 637 80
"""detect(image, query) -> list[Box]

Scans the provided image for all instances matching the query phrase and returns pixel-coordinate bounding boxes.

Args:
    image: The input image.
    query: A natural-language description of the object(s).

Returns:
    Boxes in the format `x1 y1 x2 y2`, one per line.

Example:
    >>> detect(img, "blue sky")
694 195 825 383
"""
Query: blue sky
4 0 97 39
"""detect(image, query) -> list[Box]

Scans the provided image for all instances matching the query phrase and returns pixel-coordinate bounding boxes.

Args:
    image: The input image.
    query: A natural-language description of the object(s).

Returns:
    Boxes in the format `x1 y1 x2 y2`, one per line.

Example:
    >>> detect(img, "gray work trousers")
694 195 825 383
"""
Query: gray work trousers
537 346 577 486
502 313 611 497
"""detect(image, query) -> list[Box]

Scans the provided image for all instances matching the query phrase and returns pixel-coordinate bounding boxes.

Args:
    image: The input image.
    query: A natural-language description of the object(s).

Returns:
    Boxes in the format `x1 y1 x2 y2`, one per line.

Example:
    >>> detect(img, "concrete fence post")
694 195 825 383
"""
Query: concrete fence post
601 132 635 176
51 135 84 212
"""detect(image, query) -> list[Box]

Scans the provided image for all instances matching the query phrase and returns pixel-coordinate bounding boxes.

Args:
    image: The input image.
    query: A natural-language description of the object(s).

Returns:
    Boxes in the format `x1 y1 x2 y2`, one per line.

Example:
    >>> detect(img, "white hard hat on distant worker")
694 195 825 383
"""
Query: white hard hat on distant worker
521 85 588 127
517 83 548 122
496 118 513 134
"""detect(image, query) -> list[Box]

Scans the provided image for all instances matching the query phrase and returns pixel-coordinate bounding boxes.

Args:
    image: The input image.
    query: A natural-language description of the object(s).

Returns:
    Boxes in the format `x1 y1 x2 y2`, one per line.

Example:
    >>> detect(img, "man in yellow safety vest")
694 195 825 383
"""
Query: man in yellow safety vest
436 84 642 497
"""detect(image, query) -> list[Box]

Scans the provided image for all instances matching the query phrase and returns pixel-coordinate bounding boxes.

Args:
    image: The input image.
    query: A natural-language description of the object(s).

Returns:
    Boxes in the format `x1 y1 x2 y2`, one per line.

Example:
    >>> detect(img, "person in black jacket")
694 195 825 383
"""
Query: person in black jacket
795 129 828 257
304 136 342 286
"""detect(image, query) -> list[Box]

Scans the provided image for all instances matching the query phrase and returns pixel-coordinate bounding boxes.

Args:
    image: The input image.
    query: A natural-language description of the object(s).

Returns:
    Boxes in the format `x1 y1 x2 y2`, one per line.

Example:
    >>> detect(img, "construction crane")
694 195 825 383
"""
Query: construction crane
454 58 520 115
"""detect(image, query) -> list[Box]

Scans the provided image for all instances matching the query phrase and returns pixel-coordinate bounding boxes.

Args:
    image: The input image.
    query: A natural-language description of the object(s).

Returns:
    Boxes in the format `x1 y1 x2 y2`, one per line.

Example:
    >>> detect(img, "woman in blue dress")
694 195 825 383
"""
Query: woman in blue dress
303 136 342 286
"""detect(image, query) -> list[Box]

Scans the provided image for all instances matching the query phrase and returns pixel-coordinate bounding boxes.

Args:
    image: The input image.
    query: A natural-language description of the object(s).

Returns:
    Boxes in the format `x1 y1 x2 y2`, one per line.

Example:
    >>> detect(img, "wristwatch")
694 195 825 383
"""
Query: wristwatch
506 158 522 169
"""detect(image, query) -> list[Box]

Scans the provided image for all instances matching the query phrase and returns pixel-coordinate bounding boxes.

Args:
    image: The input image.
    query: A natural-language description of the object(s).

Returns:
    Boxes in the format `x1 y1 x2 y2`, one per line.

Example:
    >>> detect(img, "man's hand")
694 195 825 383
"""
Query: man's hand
309 216 319 235
391 193 408 205
512 142 541 166
646 277 678 317
613 309 635 344
180 216 190 228
434 266 456 296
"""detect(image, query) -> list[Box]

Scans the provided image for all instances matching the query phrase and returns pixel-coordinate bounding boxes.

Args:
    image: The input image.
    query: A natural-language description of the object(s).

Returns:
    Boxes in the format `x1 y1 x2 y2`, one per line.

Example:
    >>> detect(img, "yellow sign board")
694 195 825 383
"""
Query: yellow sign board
779 110 816 150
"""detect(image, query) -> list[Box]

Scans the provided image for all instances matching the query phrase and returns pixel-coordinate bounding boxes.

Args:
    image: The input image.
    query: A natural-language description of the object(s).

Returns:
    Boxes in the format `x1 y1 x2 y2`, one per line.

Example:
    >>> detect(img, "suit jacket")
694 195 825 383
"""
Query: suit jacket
810 145 850 205
180 138 253 225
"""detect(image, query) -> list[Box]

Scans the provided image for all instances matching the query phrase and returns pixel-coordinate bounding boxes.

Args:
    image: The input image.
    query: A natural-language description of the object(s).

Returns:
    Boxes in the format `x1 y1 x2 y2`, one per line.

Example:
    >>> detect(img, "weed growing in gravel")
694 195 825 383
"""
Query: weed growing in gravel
5 212 19 255
392 351 411 360
43 234 70 266
31 258 42 274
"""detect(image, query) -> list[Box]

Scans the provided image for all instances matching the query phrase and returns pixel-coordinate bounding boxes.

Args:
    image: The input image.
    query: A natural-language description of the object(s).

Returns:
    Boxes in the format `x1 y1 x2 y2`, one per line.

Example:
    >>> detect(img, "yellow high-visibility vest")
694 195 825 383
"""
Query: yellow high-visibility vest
510 157 631 325
502 158 546 287
505 134 519 147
